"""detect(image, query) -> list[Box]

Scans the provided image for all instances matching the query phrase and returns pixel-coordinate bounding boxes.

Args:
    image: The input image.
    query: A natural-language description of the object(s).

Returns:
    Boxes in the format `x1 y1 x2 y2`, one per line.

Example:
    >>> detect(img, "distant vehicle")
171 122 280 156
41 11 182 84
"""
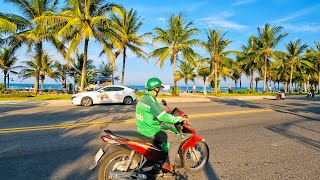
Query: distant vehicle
276 91 285 100
72 85 136 106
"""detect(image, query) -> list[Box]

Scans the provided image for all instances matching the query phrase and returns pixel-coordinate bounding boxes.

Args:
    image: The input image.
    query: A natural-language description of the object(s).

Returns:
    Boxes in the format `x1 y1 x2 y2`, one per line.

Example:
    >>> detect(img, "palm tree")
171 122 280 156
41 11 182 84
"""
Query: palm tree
35 1 122 92
176 60 196 92
197 63 211 94
255 76 263 91
236 36 260 90
283 39 309 93
253 24 287 92
0 47 19 88
55 61 70 91
39 52 58 90
6 0 64 94
20 56 40 85
0 13 17 33
110 8 149 85
201 29 232 95
149 13 199 95
70 53 95 88
305 42 320 93
231 61 242 90
96 60 117 84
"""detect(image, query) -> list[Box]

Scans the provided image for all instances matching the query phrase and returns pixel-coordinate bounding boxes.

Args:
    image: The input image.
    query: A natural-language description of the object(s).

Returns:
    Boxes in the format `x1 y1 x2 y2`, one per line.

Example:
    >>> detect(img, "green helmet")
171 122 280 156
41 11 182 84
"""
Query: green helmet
145 77 163 90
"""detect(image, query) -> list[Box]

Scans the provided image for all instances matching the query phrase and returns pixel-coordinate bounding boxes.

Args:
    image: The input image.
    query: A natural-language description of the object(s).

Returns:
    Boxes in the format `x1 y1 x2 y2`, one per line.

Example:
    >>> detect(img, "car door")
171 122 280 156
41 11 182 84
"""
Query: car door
98 87 113 104
112 87 125 103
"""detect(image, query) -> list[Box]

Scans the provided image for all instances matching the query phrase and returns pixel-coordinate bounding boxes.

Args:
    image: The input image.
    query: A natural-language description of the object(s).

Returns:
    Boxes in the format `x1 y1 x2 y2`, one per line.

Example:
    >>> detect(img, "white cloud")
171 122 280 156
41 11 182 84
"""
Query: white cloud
184 1 208 11
232 0 256 6
197 17 247 30
272 4 320 23
281 23 320 33
196 11 247 30
157 17 166 22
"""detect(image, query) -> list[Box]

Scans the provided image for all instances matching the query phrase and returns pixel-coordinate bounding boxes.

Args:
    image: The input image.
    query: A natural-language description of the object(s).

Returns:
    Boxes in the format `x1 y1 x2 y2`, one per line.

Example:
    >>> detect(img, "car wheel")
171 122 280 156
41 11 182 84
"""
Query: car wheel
81 96 93 106
123 96 133 105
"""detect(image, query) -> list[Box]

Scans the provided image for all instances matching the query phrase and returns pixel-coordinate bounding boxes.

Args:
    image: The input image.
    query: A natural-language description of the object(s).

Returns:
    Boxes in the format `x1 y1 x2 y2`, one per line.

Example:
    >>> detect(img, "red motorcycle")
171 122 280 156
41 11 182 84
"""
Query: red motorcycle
89 99 209 179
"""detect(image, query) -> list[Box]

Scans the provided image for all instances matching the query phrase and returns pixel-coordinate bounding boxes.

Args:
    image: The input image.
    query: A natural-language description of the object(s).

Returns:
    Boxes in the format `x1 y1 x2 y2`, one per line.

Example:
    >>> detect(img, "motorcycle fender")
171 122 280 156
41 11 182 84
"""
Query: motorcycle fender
88 144 111 170
181 135 203 152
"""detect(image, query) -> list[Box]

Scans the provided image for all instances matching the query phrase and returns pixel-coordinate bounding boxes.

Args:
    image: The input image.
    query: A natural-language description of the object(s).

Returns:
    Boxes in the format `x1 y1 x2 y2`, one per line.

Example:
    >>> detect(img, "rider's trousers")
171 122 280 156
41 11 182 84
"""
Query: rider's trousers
152 130 181 165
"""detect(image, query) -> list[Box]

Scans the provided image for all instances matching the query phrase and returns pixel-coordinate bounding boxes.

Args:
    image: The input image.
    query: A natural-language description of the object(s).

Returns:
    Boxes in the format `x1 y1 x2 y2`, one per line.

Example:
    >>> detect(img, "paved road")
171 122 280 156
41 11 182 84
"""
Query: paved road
0 97 319 179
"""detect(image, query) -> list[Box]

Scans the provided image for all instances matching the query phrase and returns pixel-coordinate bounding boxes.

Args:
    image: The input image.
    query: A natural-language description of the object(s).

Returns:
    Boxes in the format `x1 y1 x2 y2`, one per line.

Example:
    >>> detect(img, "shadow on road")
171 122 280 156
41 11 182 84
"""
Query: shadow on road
266 106 320 152
0 104 136 129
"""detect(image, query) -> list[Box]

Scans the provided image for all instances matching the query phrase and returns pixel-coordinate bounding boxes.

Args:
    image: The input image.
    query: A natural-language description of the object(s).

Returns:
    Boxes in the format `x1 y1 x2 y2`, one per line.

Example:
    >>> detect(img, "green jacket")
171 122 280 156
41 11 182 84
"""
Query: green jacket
136 92 183 137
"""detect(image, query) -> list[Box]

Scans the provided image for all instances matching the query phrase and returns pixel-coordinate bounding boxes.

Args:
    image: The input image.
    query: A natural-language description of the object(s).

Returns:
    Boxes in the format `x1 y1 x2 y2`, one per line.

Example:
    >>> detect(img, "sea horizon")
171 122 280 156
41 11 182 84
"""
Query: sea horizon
7 83 267 92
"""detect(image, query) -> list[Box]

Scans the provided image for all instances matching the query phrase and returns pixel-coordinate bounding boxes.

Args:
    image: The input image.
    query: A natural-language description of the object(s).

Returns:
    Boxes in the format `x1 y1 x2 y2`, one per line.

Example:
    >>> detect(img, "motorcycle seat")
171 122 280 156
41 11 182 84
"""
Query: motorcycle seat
104 130 155 144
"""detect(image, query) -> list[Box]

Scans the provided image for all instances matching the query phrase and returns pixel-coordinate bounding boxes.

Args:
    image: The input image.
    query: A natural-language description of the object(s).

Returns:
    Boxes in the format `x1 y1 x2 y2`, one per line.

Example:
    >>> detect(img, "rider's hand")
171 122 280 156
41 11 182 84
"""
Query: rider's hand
182 116 189 124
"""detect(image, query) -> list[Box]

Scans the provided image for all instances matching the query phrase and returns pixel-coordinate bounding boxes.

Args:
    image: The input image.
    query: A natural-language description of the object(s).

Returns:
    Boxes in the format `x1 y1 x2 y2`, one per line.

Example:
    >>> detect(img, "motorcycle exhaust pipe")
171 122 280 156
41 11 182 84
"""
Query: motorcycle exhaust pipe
109 171 148 179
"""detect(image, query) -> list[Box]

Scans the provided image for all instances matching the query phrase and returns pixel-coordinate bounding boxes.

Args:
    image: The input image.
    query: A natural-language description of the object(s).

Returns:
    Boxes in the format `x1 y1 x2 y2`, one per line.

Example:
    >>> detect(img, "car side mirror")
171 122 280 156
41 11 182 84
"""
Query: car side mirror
161 99 167 106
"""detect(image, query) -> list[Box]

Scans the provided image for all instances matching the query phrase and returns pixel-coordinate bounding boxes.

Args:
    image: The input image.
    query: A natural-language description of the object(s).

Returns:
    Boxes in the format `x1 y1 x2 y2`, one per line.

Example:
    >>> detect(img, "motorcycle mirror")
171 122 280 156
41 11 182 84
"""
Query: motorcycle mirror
161 99 167 106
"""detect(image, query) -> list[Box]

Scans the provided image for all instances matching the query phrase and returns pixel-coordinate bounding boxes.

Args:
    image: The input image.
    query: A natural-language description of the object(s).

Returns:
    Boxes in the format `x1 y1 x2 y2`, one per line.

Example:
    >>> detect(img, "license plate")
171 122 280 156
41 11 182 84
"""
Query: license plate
94 148 104 163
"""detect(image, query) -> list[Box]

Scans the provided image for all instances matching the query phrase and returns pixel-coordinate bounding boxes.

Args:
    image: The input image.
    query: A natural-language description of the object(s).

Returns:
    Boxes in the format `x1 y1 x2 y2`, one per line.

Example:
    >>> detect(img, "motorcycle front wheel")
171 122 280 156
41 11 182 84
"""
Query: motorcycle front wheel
183 141 209 173
98 149 141 180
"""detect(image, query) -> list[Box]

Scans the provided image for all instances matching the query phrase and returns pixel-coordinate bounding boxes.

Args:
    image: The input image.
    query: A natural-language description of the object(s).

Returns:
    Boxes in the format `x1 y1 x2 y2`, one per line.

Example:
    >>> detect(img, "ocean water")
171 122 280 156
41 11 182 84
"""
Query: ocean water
8 83 62 90
8 83 265 92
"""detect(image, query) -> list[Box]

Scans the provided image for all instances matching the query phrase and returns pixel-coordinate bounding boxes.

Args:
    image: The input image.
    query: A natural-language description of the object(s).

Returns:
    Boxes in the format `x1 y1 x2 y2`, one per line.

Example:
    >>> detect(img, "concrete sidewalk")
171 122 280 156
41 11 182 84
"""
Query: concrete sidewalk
0 94 313 106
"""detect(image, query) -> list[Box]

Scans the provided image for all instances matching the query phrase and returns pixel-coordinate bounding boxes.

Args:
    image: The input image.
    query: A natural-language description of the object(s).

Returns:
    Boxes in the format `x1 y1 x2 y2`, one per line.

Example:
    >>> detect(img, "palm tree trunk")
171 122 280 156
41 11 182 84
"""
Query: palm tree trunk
278 81 280 91
121 47 126 85
80 38 89 92
289 65 294 93
239 76 242 90
173 52 177 95
214 61 217 95
307 76 310 91
251 71 254 91
284 82 288 92
263 54 267 92
34 42 43 95
41 77 44 90
3 71 7 87
203 77 207 95
185 80 188 92
273 81 276 92
304 81 307 93
256 80 258 91
112 73 114 85
235 80 237 90
318 71 320 94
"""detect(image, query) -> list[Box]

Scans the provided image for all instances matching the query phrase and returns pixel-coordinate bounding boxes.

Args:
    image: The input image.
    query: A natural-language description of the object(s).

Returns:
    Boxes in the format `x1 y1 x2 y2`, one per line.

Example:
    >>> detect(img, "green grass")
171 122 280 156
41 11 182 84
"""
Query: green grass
0 92 177 101
0 94 72 101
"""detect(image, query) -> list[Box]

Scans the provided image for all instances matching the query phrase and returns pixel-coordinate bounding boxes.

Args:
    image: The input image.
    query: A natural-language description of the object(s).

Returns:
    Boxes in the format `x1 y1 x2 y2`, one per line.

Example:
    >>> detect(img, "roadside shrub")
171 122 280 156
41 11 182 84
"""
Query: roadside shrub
0 92 34 98
171 87 180 96
232 90 247 94
0 84 5 94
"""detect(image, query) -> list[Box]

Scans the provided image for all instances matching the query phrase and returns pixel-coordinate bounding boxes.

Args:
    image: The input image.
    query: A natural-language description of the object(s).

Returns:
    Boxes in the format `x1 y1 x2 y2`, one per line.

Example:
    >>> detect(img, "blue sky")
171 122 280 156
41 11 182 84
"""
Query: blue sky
1 0 320 87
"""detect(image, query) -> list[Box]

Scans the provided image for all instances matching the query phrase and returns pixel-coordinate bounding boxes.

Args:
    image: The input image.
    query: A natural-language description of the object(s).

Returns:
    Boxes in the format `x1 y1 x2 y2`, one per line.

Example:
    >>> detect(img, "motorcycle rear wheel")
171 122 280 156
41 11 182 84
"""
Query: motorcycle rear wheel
98 149 141 180
183 141 209 173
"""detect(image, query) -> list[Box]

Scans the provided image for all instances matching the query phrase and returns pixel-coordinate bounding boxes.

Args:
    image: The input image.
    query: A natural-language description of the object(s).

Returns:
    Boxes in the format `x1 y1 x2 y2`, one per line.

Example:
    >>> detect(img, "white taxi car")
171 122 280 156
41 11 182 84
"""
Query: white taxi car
72 85 136 106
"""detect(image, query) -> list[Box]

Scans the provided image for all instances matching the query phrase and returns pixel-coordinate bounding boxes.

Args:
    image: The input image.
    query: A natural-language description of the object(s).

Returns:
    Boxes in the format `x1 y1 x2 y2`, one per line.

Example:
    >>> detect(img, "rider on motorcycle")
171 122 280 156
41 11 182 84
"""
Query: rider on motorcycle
136 77 187 173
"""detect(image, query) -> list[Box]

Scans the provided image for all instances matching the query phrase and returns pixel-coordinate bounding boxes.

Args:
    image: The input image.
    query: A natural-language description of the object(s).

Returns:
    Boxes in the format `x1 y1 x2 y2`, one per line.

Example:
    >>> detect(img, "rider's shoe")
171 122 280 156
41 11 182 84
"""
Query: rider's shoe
162 162 178 174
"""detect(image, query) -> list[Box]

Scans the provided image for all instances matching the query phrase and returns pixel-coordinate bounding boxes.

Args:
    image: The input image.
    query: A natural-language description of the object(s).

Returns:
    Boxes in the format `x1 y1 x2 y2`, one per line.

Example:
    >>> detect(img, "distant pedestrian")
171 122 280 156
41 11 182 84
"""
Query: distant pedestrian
192 85 196 93
228 84 232 93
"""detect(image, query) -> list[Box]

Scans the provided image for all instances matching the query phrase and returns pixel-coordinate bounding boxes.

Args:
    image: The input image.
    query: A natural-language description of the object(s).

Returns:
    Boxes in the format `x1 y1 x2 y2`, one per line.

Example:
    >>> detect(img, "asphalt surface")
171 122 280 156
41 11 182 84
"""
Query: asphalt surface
0 96 319 180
